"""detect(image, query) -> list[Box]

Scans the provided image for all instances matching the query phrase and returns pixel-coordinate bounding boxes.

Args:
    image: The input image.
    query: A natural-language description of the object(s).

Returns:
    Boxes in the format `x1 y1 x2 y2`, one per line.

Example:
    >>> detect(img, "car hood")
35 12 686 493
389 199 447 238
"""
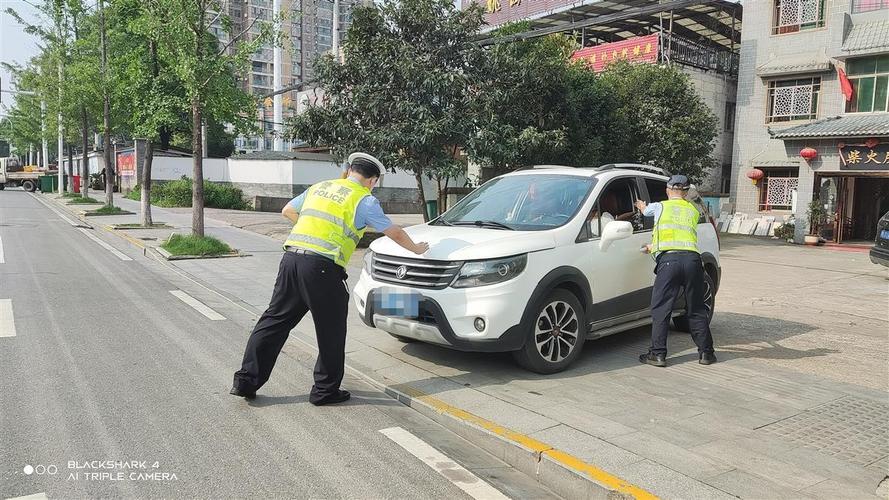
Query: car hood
369 224 556 261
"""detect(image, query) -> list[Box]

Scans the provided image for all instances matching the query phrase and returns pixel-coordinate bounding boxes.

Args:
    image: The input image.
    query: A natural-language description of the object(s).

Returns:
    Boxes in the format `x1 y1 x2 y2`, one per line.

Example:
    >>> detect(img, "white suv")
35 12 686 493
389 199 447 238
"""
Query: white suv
354 164 721 373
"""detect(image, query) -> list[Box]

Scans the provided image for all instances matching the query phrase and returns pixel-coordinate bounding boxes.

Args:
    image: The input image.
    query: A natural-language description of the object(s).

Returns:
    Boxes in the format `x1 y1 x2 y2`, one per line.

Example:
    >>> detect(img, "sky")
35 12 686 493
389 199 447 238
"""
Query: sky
0 0 44 113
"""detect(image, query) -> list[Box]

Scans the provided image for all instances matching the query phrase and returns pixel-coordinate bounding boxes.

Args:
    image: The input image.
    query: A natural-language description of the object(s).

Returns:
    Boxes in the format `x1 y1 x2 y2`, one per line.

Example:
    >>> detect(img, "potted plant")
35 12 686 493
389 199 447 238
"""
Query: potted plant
805 199 826 245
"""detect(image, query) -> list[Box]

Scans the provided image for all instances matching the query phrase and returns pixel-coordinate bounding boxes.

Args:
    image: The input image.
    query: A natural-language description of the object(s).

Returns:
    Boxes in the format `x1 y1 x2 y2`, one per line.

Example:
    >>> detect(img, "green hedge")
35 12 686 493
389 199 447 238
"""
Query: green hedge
126 177 249 210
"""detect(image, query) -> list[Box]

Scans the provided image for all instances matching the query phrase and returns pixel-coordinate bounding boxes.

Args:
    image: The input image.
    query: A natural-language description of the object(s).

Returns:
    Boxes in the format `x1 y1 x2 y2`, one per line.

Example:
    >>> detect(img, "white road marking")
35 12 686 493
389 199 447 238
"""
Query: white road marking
28 192 81 226
169 290 226 321
77 228 133 261
379 427 511 500
0 299 16 338
5 493 49 500
0 236 5 264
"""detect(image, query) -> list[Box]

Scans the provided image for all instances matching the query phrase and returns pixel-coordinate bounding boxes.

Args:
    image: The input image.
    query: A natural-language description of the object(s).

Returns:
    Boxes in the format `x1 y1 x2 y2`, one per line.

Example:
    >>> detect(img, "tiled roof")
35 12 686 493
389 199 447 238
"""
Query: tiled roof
842 20 889 56
756 54 831 77
772 113 889 139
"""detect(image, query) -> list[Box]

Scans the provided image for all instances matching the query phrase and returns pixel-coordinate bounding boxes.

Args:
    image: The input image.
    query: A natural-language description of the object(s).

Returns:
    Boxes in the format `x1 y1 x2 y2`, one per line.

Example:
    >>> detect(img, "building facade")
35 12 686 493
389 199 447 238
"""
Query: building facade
218 0 362 152
731 0 889 243
465 0 742 194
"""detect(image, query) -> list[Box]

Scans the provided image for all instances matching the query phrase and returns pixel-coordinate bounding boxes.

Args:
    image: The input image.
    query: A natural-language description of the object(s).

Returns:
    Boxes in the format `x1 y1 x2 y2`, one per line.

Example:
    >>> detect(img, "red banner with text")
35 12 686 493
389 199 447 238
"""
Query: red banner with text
571 34 659 73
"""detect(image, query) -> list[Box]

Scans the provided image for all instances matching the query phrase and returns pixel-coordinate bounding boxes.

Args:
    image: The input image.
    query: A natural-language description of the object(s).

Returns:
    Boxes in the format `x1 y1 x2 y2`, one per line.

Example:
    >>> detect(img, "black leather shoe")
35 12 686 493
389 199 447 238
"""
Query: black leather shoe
230 386 257 400
639 352 666 367
699 352 717 365
310 390 351 406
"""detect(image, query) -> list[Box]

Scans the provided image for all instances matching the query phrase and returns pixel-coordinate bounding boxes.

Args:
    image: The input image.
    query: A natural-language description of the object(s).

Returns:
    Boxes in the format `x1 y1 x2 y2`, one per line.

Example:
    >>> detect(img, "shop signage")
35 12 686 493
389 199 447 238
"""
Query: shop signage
117 151 136 177
838 141 889 170
571 34 659 73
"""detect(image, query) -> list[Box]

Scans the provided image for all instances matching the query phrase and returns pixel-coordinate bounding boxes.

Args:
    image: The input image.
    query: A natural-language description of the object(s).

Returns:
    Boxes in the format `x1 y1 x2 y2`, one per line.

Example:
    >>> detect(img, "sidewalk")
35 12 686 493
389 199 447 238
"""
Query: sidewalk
49 194 889 499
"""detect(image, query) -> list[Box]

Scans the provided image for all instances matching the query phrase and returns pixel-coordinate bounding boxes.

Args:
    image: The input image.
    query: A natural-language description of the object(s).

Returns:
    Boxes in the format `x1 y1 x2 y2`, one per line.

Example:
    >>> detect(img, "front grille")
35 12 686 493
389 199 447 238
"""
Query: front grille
372 254 462 289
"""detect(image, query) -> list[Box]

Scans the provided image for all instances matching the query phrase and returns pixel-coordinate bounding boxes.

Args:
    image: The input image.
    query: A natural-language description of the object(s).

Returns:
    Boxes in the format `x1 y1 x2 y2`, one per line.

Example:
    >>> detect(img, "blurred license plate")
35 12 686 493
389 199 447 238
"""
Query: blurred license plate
374 288 420 318
881 229 889 241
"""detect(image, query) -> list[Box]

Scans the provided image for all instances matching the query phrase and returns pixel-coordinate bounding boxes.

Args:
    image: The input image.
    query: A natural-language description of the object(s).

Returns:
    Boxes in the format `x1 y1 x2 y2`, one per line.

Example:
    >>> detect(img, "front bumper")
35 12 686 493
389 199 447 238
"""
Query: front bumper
870 245 889 267
353 272 530 353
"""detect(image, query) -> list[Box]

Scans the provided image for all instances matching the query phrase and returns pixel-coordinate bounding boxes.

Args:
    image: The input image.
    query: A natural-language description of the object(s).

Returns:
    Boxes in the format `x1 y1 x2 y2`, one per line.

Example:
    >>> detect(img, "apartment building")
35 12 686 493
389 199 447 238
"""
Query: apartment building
730 0 889 243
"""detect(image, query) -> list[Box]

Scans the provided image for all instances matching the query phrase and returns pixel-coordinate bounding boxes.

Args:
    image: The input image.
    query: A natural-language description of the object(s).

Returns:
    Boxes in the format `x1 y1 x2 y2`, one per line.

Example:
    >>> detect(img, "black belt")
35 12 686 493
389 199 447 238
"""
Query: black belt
285 247 324 257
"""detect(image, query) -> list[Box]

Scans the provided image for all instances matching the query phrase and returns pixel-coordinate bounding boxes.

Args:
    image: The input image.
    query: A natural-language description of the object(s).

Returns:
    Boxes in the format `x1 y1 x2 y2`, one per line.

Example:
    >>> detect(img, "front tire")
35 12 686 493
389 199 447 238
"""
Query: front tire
673 271 716 332
512 289 586 374
22 179 36 192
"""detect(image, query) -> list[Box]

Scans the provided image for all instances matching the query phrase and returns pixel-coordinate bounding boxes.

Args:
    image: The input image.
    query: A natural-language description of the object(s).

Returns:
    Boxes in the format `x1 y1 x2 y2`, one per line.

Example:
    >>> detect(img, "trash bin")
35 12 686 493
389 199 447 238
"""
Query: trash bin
425 200 438 220
72 175 81 194
39 175 57 193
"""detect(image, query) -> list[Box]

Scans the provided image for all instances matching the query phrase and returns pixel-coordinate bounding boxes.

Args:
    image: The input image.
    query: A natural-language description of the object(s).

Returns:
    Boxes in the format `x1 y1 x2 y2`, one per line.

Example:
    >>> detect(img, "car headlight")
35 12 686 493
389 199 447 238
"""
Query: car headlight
452 254 527 288
363 250 373 274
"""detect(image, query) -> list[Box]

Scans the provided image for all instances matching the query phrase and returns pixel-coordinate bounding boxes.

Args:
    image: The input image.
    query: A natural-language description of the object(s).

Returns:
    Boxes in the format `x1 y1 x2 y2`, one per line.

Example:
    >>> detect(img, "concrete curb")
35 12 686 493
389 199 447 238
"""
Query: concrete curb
81 210 136 217
156 246 246 261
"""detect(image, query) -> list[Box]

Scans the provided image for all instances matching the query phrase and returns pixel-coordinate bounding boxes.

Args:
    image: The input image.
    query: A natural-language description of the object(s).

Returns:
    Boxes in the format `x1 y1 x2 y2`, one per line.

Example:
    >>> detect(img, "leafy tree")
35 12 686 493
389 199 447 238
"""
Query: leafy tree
290 0 484 221
596 60 718 182
155 0 274 236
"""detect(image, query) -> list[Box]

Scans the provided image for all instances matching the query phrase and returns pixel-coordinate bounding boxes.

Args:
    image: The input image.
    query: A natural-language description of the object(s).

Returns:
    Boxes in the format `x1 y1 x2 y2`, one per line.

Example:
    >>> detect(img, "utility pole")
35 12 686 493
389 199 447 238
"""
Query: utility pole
41 99 48 170
272 0 283 151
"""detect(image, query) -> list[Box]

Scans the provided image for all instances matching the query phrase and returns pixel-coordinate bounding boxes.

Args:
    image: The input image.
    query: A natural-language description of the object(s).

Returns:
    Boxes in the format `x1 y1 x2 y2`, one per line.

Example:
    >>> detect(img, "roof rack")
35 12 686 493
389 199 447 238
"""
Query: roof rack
596 163 672 177
532 164 576 169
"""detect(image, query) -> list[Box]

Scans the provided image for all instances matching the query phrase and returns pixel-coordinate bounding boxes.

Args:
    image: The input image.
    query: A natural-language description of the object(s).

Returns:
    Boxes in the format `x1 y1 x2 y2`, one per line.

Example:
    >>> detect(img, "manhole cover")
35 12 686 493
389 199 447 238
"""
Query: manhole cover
758 396 889 468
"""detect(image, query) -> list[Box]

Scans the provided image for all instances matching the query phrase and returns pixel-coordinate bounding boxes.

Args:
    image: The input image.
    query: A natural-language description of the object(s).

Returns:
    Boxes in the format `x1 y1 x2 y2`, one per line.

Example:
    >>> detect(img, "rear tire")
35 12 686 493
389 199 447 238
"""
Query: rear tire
22 180 36 192
0 183 5 190
673 271 716 332
512 289 586 374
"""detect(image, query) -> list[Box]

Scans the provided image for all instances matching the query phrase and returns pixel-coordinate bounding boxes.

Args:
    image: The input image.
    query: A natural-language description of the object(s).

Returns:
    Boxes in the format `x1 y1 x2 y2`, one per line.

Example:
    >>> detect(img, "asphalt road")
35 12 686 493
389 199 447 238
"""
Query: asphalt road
0 190 555 499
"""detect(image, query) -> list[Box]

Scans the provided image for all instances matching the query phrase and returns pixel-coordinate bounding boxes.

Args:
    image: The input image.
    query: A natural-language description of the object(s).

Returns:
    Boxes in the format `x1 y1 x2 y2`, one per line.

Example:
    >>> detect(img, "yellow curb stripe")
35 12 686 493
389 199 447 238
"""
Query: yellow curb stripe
102 224 148 250
395 385 658 500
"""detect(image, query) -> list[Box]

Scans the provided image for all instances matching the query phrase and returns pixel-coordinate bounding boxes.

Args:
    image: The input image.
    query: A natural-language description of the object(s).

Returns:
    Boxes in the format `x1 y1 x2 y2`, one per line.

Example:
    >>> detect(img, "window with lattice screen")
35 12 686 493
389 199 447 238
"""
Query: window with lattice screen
757 168 799 211
767 78 820 122
772 0 825 34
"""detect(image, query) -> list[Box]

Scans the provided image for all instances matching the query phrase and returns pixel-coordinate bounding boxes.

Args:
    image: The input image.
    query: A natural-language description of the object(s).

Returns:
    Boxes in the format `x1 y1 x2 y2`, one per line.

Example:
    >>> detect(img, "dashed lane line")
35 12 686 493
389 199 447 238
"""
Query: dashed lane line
169 290 226 321
0 299 16 338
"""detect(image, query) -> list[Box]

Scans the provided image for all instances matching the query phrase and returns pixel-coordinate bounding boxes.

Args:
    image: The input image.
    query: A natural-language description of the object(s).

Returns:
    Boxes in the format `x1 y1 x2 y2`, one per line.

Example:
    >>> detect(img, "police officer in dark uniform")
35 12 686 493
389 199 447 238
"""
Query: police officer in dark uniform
231 153 429 405
634 175 716 367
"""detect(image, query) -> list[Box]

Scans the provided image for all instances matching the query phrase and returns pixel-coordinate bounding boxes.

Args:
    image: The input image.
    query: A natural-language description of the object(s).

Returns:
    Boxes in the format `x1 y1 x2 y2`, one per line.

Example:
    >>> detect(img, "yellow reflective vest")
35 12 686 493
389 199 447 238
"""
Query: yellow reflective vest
652 199 700 254
284 178 371 267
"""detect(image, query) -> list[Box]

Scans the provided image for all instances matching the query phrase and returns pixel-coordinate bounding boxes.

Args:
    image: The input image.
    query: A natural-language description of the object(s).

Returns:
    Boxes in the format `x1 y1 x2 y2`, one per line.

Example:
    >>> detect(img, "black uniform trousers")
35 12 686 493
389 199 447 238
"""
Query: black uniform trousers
233 250 349 402
649 250 714 356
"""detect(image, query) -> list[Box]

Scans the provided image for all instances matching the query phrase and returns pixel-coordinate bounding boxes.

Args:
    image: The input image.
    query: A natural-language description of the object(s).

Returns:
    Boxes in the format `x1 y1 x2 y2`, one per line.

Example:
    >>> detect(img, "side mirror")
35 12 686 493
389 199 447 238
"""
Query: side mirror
599 221 633 252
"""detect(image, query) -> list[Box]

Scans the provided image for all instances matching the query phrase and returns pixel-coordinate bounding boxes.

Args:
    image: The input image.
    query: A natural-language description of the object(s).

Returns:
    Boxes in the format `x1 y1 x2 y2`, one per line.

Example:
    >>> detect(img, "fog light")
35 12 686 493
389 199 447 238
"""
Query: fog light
474 317 486 332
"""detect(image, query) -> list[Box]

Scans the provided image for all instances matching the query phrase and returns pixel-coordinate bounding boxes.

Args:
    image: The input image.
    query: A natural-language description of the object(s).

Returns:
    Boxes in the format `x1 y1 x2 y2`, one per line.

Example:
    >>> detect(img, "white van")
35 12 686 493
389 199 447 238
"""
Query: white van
354 164 721 373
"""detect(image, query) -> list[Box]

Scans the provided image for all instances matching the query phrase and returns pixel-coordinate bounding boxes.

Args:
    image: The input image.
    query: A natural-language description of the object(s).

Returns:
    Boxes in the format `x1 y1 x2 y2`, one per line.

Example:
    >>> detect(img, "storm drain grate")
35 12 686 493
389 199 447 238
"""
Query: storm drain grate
758 396 889 469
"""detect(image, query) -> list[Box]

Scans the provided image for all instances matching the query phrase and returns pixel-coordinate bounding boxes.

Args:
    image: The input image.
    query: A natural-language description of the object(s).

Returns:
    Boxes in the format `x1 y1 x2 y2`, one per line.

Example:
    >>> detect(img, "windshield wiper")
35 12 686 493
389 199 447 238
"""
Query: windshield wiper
452 220 515 230
431 218 453 226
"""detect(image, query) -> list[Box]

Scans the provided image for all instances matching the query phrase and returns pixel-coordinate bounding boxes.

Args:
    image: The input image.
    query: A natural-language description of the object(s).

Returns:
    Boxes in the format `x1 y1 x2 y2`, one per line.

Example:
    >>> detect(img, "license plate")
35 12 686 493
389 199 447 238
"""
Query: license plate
374 288 421 318
881 229 889 241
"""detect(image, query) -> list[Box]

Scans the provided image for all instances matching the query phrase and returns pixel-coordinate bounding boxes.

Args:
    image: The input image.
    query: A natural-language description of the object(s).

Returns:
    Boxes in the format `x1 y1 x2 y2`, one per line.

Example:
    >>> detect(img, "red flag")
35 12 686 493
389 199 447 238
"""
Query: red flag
837 67 854 102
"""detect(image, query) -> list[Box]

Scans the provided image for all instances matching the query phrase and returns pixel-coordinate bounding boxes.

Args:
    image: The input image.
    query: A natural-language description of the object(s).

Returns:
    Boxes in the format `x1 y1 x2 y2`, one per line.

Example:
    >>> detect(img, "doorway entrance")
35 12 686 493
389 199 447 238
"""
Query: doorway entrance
815 175 889 243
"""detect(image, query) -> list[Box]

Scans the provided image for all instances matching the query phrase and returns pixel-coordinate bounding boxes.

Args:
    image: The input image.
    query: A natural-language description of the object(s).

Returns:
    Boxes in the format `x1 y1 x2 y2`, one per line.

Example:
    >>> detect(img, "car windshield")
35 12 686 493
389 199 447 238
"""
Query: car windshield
437 174 596 231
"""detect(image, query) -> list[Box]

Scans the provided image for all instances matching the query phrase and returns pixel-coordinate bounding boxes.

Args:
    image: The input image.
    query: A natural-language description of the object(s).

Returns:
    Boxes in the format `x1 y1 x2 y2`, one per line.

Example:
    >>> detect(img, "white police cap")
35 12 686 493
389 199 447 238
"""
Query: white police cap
347 152 384 176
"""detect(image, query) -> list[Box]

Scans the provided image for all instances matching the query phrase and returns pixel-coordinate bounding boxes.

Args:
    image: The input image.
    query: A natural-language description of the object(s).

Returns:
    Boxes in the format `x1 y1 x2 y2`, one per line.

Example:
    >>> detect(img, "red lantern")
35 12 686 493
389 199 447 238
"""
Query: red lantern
746 168 764 185
800 147 818 162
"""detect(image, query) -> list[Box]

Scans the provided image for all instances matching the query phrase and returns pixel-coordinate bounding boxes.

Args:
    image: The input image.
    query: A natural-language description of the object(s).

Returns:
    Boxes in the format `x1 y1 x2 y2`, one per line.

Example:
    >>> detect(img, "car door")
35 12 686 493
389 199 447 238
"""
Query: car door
576 176 654 330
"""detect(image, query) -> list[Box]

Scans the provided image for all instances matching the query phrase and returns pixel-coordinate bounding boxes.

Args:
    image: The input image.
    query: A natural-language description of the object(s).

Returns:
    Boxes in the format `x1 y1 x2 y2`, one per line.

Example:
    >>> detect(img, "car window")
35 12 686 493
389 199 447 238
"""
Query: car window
645 179 668 203
438 174 596 231
580 177 643 240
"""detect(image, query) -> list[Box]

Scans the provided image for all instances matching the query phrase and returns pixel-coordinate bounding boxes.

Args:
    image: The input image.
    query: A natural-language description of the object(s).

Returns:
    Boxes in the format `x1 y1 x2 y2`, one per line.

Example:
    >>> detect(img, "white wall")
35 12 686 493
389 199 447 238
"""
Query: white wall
151 157 227 181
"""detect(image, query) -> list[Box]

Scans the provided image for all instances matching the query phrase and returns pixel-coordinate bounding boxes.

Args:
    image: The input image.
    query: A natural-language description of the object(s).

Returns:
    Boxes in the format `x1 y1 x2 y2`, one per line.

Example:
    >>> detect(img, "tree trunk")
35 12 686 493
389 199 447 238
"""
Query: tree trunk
191 96 205 237
80 106 89 199
67 144 74 193
415 170 428 222
141 141 154 226
140 38 158 228
99 0 113 207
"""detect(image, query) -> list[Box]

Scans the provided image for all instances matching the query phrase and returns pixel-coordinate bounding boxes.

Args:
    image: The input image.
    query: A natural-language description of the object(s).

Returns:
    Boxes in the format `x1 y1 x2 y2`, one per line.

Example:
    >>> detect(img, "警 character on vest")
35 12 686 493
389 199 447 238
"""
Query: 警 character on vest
231 152 430 405
633 175 716 367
